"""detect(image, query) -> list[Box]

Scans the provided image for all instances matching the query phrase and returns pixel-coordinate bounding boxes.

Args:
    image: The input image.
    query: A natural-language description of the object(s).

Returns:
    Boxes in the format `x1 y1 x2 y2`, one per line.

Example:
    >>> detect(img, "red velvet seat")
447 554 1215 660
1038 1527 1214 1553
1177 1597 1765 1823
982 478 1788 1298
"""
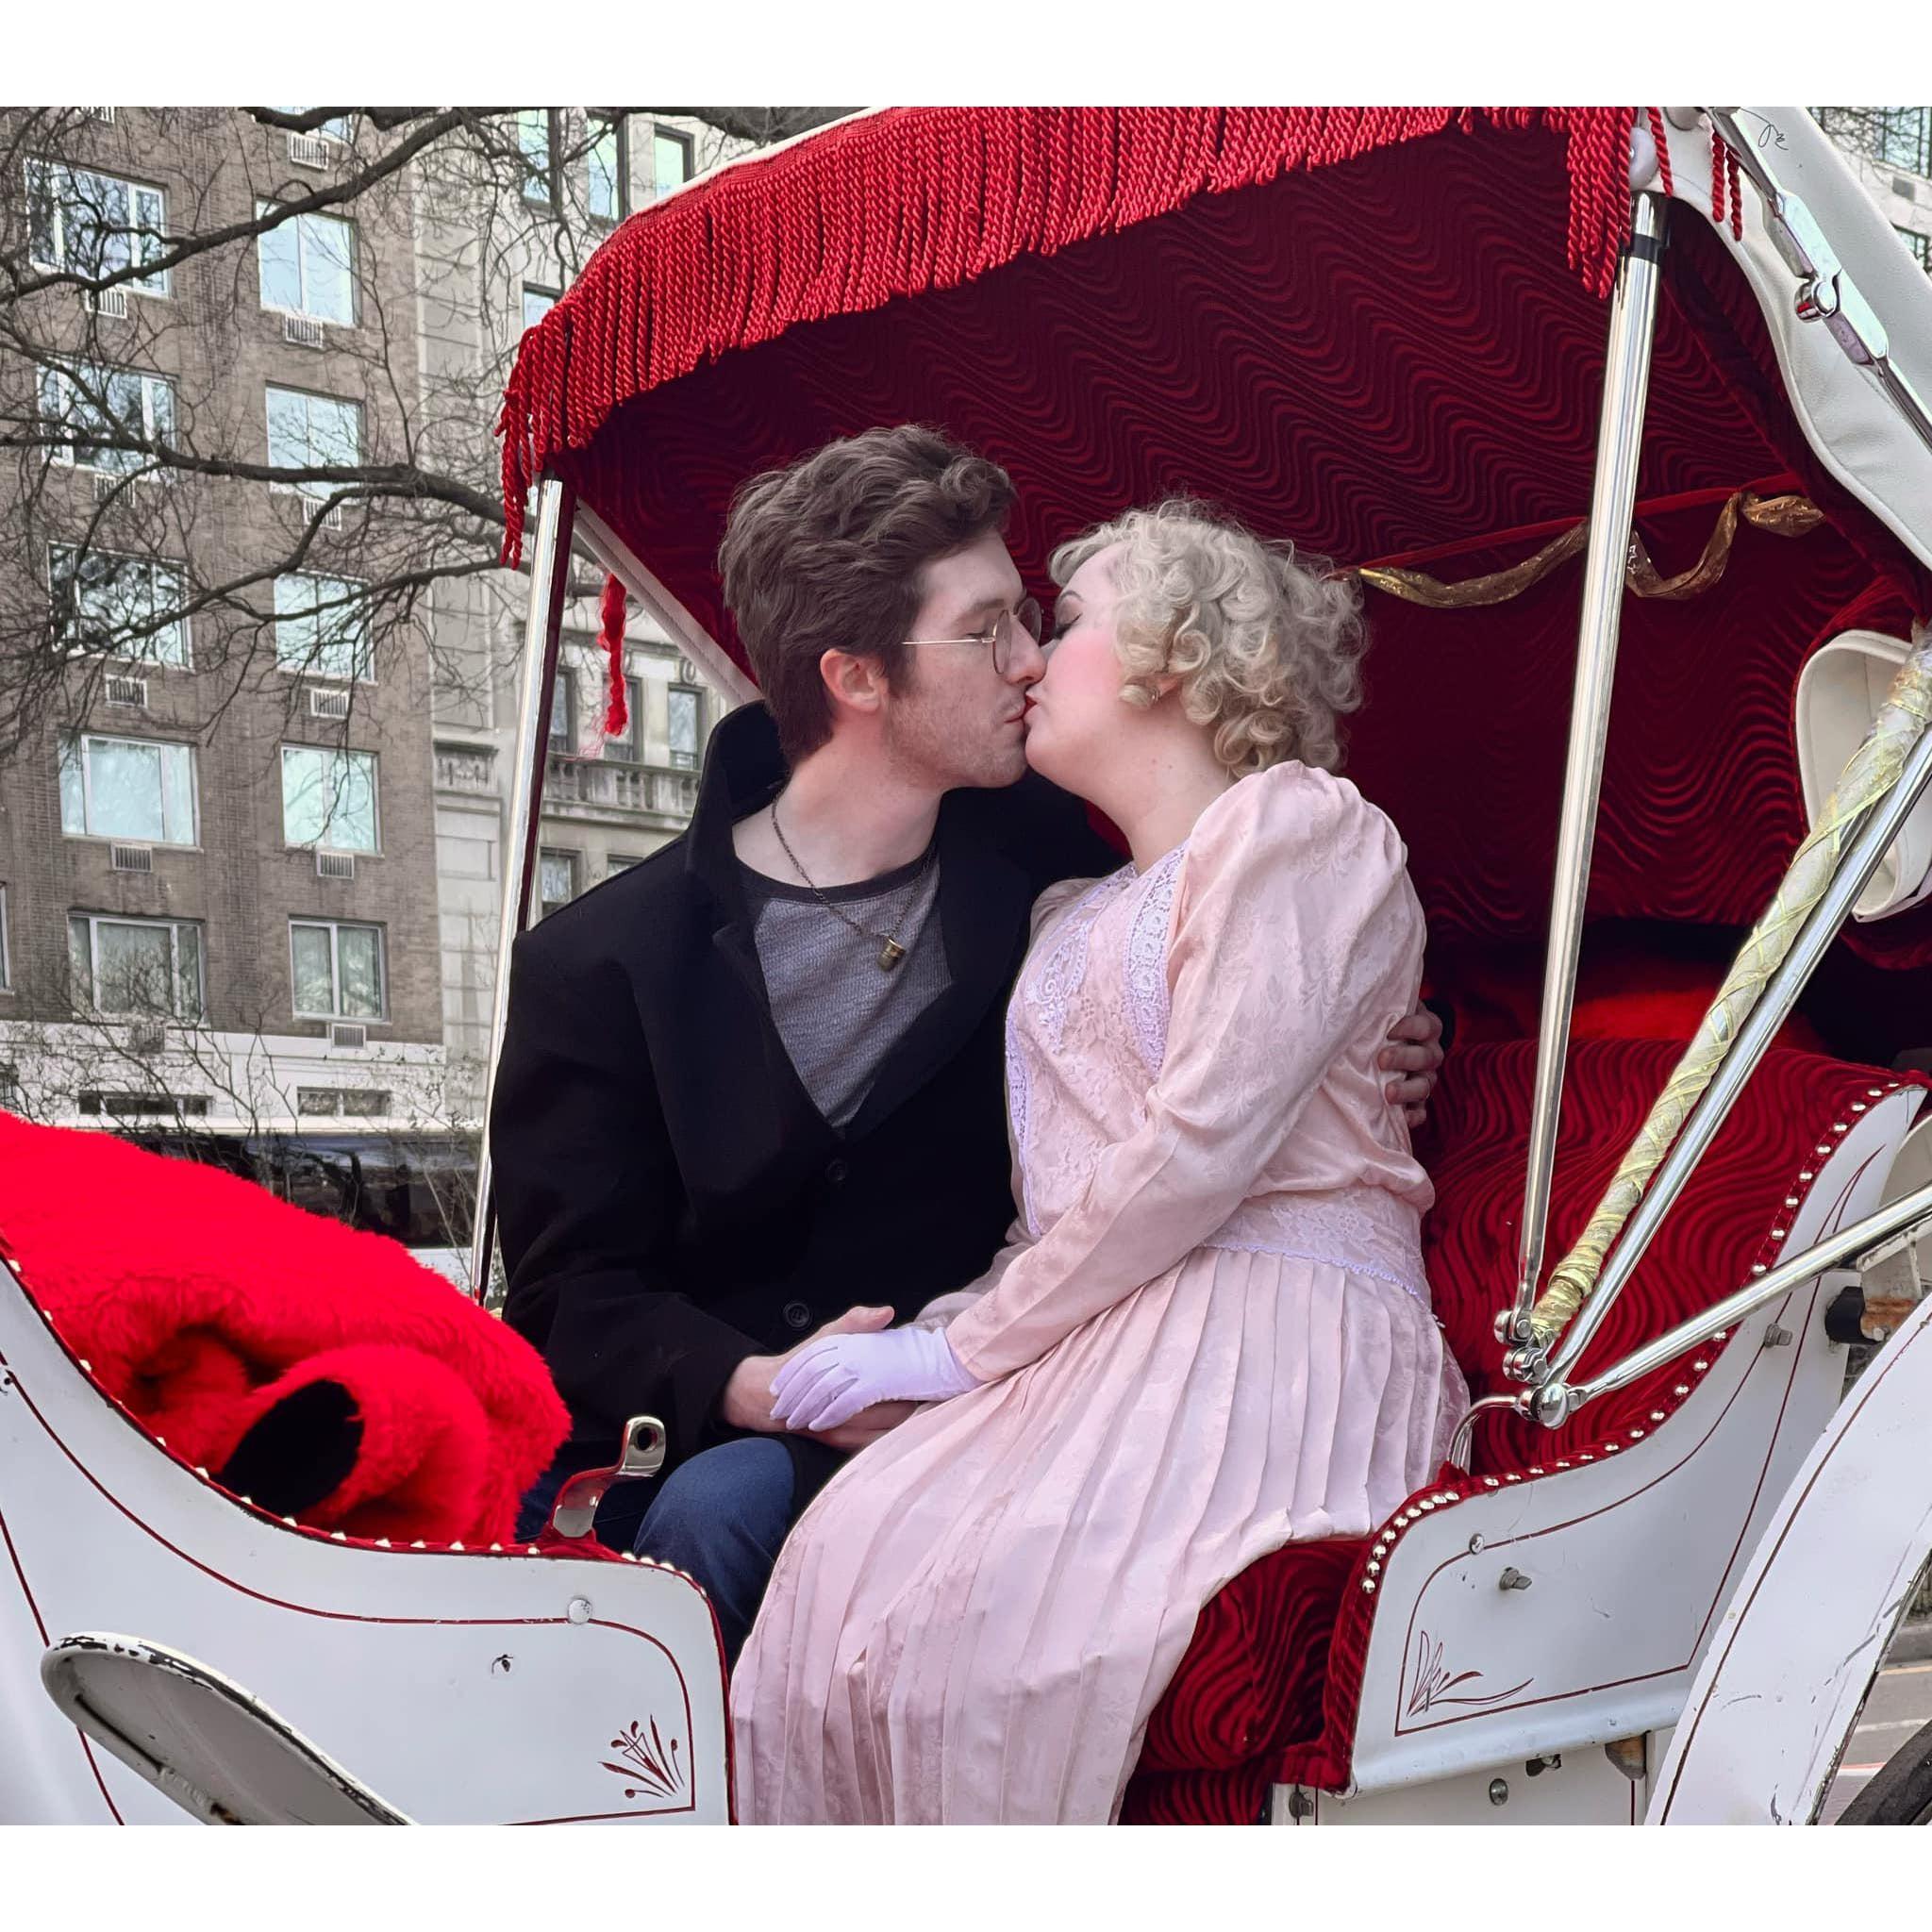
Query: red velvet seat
1123 1037 1913 1824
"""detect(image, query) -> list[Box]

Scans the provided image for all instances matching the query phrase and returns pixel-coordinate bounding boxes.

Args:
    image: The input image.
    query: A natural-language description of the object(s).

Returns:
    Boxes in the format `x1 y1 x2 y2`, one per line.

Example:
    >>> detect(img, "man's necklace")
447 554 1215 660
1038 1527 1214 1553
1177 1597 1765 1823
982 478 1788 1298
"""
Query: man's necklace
770 802 936 973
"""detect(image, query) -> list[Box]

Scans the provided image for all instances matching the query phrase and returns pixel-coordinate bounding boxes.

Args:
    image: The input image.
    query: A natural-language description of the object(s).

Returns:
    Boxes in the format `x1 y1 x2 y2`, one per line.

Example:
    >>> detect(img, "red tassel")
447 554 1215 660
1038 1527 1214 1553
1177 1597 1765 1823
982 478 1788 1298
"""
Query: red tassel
1645 108 1674 197
597 575 628 737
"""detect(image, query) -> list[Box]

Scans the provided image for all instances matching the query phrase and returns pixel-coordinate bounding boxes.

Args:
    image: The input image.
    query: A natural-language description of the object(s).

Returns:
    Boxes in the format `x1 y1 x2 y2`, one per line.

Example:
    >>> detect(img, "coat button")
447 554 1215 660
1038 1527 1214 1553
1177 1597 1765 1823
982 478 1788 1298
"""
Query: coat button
783 1302 811 1330
824 1158 849 1184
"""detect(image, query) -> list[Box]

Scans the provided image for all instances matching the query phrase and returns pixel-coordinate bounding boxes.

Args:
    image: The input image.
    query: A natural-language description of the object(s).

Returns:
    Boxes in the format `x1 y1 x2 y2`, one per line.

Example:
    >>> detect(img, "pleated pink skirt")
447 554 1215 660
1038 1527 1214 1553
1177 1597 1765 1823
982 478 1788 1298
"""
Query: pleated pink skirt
730 1250 1468 1824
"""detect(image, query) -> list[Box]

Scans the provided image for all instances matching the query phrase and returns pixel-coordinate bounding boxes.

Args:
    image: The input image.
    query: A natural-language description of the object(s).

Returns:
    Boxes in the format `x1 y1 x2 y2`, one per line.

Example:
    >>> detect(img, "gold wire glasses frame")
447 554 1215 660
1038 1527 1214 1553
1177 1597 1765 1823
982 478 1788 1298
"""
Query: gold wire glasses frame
901 595 1048 675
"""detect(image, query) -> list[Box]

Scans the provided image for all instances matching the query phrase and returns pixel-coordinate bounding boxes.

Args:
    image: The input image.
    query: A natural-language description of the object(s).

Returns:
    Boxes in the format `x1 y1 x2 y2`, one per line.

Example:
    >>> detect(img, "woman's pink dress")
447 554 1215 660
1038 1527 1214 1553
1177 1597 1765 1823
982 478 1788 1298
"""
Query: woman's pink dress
731 761 1469 1824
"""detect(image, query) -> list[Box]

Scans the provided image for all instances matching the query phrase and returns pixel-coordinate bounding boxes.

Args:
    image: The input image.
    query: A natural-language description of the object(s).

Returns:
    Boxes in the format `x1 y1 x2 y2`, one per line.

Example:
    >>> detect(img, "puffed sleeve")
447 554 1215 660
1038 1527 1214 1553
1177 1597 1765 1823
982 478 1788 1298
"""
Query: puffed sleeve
944 764 1423 1381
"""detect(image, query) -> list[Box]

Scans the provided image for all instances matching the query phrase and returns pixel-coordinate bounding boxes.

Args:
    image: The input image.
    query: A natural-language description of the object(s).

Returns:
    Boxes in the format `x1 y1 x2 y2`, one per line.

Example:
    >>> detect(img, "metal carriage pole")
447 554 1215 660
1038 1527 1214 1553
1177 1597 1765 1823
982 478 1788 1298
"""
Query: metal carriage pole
467 476 575 1303
1501 190 1673 1349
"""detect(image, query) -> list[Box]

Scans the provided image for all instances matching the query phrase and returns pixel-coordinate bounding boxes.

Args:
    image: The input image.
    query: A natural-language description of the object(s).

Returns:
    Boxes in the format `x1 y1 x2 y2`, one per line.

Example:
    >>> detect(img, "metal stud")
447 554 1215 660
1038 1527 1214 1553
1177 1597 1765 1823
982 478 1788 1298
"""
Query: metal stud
1579 1453 1594 1461
1752 1264 1767 1274
1800 1171 1814 1182
1771 1228 1786 1240
1629 1427 1644 1439
1673 1384 1690 1397
1649 1410 1665 1423
1869 1088 1885 1098
1834 1122 1848 1132
1362 1579 1377 1594
1785 1197 1799 1208
1483 1476 1500 1488
1419 1500 1436 1512
239 1495 254 1507
331 1530 347 1542
281 1516 298 1527
154 1436 167 1449
1714 1329 1729 1341
1556 1460 1571 1470
194 1466 210 1480
375 1538 391 1548
1851 1103 1867 1113
77 1358 92 1373
1528 1466 1544 1475
525 1546 541 1557
1692 1359 1708 1372
1366 1560 1381 1575
1504 1473 1522 1482
410 1541 426 1550
1605 1441 1622 1453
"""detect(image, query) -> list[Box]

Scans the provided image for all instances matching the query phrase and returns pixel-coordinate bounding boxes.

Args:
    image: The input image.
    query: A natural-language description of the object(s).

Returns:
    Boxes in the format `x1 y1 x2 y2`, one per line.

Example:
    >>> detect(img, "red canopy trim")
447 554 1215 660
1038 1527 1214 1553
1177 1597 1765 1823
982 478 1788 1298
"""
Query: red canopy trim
497 105 1639 567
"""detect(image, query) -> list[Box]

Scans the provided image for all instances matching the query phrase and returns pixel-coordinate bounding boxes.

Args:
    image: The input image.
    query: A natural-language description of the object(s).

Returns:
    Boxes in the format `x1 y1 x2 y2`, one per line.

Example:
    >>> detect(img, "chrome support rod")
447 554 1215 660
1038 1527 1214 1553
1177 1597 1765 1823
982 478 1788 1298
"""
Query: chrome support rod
1707 108 1932 461
1543 723 1932 1380
1530 1174 1932 1429
467 476 575 1304
1504 191 1671 1346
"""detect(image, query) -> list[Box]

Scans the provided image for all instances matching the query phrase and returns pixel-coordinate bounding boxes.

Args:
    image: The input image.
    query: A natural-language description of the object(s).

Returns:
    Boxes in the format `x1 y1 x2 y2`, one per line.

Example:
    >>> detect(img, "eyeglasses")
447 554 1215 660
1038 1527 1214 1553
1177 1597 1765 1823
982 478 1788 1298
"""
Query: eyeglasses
902 595 1046 675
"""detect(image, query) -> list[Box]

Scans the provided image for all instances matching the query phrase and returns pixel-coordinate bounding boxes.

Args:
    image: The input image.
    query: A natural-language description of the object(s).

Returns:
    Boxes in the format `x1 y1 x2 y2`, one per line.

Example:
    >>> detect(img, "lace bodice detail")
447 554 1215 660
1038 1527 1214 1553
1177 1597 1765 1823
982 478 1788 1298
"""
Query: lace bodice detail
994 763 1434 1316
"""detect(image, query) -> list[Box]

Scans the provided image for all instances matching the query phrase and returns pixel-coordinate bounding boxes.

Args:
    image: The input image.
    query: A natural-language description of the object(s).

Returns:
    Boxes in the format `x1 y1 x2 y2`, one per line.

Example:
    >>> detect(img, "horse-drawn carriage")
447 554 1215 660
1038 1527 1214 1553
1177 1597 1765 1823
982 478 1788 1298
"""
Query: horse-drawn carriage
5 104 1932 1825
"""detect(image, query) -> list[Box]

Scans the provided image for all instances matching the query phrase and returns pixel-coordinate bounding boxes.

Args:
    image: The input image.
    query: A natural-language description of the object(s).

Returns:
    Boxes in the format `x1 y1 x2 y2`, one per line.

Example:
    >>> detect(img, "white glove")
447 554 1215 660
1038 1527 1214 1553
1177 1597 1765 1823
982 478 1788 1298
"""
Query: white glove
768 1324 979 1433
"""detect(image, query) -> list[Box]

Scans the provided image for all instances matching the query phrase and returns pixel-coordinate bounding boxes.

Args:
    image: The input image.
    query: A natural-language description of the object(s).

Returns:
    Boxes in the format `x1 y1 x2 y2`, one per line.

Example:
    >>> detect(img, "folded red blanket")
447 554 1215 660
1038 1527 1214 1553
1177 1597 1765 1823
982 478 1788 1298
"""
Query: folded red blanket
0 1112 568 1546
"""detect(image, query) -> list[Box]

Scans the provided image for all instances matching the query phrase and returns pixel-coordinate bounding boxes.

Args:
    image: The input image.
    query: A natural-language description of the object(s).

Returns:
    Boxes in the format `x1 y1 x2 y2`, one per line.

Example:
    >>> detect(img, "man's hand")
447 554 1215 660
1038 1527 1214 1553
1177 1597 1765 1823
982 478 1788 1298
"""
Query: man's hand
719 1305 911 1443
1380 1002 1445 1131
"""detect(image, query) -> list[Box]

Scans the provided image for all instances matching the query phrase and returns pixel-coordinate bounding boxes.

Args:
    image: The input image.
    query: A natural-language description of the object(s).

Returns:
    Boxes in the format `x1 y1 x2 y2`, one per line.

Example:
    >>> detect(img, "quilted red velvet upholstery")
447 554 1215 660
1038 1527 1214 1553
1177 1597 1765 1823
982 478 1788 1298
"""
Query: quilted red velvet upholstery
1124 1039 1917 1823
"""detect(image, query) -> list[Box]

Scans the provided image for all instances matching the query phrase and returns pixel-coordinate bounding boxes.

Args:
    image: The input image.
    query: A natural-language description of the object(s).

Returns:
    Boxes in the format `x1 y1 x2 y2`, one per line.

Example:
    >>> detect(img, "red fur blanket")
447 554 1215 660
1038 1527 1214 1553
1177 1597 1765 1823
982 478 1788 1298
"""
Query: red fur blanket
0 1112 568 1545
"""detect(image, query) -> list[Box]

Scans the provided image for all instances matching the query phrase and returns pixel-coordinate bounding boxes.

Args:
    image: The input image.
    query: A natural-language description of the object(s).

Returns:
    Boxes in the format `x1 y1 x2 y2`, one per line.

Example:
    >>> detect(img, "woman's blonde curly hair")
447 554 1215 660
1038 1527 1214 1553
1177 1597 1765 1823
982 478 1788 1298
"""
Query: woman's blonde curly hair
1048 500 1366 777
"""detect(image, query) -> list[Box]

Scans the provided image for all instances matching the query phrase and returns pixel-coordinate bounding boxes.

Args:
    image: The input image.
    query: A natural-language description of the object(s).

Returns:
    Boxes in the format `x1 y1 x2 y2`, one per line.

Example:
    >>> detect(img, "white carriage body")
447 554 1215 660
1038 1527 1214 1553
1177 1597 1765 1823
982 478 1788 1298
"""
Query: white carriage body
0 1249 731 1825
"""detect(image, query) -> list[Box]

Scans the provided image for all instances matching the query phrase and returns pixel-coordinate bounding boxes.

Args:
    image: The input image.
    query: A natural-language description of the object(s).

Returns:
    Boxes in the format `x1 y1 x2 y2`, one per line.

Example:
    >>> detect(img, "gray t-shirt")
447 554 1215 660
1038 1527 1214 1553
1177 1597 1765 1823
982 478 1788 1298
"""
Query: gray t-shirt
740 843 950 1129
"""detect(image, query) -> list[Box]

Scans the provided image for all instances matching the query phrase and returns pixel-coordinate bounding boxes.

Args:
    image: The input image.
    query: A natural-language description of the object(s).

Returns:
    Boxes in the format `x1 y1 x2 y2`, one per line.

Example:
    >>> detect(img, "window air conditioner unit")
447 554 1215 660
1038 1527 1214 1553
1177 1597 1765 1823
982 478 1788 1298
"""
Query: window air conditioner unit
109 842 154 874
283 313 325 349
81 107 115 124
289 132 331 169
321 500 344 531
84 287 129 320
105 674 147 708
128 1021 166 1055
328 1022 368 1049
92 473 122 502
316 849 356 880
308 687 352 720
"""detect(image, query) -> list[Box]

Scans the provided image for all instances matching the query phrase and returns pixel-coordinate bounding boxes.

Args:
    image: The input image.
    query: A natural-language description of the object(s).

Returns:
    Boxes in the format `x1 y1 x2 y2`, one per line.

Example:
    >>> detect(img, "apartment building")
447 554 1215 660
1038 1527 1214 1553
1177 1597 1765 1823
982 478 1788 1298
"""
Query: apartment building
412 108 720 1120
0 108 447 1141
0 107 724 1186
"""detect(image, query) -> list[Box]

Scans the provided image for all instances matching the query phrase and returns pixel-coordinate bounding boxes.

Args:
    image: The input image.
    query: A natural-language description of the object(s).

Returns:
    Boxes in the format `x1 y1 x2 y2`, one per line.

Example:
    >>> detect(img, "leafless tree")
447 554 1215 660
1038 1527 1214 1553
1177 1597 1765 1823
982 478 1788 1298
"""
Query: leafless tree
0 106 851 757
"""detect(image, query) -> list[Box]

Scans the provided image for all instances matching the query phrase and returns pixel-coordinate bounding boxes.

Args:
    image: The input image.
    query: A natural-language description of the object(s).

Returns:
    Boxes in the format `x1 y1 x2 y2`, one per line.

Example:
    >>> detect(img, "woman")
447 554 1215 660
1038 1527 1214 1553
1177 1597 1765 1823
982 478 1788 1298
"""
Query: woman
730 503 1468 1824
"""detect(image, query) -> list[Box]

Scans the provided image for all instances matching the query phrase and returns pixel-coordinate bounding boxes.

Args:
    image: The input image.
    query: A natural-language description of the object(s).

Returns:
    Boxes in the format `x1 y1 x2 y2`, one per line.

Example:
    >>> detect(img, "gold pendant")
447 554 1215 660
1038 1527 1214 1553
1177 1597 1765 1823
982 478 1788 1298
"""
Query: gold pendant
877 939 907 972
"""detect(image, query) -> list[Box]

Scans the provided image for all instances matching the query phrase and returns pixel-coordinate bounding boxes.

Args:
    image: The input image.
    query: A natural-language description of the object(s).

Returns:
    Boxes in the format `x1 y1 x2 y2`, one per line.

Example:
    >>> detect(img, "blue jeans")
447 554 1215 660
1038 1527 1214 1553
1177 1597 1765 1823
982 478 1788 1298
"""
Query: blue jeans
515 1438 801 1665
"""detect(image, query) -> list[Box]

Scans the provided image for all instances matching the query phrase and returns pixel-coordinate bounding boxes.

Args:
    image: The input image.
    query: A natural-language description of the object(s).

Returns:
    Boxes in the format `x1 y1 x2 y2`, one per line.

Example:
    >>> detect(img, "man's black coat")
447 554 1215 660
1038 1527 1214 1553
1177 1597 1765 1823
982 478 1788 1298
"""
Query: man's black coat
492 703 1114 1491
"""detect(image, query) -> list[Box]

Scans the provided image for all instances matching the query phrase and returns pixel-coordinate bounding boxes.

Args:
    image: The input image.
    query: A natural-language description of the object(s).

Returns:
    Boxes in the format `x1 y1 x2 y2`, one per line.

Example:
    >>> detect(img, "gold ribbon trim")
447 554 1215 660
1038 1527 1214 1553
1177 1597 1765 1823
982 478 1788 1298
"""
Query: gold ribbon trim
1354 491 1823 610
1526 625 1932 1349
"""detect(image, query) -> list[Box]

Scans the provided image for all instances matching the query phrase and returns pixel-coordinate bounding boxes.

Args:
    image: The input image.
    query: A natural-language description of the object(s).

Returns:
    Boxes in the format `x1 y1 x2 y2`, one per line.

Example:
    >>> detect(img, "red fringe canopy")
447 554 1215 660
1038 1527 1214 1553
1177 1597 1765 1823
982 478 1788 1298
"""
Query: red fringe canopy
497 106 1638 566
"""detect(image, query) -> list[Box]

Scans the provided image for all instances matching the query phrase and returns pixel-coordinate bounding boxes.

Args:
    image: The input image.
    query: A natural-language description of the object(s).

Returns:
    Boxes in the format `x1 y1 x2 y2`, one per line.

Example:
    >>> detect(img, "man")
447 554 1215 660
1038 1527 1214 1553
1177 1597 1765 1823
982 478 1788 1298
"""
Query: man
491 426 1443 1661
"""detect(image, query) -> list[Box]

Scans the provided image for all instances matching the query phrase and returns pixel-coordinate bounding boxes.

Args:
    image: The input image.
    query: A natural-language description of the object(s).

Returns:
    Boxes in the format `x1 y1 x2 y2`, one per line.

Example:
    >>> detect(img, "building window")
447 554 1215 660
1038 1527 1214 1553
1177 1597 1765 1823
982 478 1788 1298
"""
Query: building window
265 386 362 492
281 744 378 853
49 543 190 667
606 853 644 878
522 284 558 331
547 668 576 752
1894 224 1932 272
257 203 356 325
0 885 10 992
603 675 644 761
652 128 693 198
668 685 702 771
25 160 168 291
68 912 205 1020
290 918 386 1020
296 1085 389 1117
272 108 353 143
78 1090 209 1119
539 849 578 919
518 109 556 206
59 733 197 844
589 114 626 222
275 572 373 681
39 362 175 474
